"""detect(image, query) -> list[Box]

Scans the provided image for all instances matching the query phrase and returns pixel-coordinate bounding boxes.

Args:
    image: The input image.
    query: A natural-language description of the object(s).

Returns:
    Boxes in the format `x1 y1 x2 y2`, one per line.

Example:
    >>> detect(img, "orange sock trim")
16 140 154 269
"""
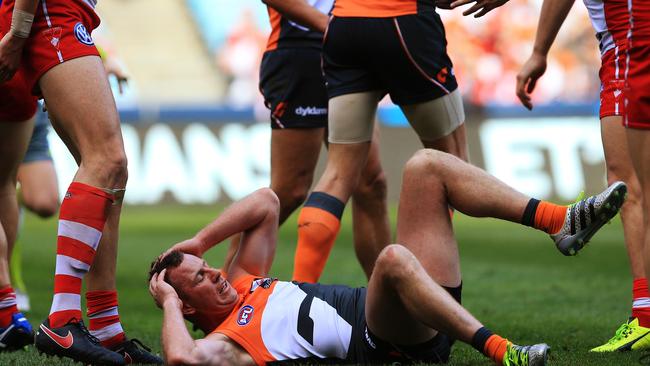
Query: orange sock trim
533 201 567 234
292 207 341 283
484 334 509 364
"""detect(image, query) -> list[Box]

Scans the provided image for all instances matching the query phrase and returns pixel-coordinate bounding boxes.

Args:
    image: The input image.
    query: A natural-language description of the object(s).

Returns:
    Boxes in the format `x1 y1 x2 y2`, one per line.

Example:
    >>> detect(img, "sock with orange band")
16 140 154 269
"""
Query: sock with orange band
292 192 344 283
521 198 568 235
472 327 509 364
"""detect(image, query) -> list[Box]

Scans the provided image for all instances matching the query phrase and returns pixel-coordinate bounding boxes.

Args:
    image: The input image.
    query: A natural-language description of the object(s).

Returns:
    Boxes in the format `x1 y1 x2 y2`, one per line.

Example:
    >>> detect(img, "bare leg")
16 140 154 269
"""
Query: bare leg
602 118 645 279
625 129 650 291
366 244 482 345
350 124 390 278
0 118 34 287
272 128 324 224
17 160 60 218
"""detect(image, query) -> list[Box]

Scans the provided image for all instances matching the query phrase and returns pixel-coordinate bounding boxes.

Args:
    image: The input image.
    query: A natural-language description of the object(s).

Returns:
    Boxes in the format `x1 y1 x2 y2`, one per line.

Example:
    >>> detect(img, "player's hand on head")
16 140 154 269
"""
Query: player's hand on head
169 237 205 257
516 54 548 110
0 32 26 83
450 0 509 17
149 269 182 309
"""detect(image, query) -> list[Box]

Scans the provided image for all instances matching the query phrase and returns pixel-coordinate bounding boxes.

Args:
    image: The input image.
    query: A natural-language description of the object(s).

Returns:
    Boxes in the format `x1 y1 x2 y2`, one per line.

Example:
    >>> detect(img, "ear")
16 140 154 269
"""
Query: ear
181 301 197 316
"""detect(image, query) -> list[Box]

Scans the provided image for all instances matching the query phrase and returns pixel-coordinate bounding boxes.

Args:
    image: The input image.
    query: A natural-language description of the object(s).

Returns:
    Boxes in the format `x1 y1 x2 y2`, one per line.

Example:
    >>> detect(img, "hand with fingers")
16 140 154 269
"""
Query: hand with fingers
515 53 547 110
0 32 27 83
450 0 510 17
149 269 182 309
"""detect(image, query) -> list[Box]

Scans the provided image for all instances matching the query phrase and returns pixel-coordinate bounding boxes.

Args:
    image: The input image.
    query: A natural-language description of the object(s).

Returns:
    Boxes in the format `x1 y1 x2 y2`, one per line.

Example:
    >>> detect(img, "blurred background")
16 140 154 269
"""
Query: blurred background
51 0 605 206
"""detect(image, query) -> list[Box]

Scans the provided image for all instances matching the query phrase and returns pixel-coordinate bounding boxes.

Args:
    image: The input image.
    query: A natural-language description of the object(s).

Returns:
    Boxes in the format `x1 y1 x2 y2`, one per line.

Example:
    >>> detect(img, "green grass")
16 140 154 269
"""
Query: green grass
2 204 645 365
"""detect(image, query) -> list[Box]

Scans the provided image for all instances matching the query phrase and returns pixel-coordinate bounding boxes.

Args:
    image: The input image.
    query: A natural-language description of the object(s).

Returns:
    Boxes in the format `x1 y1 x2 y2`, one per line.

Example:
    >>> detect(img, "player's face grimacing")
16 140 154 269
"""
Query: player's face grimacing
168 254 239 317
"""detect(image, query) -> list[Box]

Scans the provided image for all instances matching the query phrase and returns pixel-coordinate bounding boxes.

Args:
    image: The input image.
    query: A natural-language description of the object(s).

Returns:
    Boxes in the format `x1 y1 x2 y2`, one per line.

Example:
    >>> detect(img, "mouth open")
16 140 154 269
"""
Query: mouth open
219 280 228 295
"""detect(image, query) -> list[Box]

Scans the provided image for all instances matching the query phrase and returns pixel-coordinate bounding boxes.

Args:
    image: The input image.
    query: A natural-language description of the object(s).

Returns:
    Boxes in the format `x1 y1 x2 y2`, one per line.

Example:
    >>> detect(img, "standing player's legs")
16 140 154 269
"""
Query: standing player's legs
591 117 650 351
292 91 381 282
33 56 129 365
350 125 390 278
365 244 549 365
0 117 36 350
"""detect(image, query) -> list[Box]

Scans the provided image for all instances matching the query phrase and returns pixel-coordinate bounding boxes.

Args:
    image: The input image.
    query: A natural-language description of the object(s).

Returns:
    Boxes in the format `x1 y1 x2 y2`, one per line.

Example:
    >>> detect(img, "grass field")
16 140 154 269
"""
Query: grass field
1 204 646 365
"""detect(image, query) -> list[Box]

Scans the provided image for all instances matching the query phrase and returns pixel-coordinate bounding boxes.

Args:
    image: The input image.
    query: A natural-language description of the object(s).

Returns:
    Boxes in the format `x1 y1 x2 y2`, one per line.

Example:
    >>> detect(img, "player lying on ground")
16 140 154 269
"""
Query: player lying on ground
148 149 626 366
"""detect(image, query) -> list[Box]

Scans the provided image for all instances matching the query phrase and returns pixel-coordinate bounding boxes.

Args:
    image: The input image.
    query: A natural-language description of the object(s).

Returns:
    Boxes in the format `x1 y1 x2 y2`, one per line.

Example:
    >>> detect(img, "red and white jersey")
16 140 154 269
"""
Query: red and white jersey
583 0 650 55
212 275 354 366
81 0 97 8
265 0 334 51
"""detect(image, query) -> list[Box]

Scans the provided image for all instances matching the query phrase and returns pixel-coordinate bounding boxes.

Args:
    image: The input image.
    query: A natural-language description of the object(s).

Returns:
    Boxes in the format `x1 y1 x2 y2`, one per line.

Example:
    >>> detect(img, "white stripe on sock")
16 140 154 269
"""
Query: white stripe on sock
634 298 650 308
58 220 102 251
49 293 81 315
90 322 124 341
55 254 90 278
88 306 119 319
0 297 17 309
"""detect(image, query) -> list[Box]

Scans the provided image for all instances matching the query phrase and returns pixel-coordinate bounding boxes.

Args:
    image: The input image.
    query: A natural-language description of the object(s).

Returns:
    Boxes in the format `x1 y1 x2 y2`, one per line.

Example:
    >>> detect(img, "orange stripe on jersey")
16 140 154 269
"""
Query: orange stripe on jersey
265 7 282 52
333 0 418 17
212 275 277 366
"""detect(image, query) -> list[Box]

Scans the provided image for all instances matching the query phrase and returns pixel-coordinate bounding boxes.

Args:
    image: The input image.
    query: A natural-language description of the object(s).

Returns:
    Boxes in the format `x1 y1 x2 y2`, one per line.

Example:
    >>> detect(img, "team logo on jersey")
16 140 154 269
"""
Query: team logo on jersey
436 67 449 84
74 22 94 46
42 27 62 50
249 277 276 293
237 305 254 326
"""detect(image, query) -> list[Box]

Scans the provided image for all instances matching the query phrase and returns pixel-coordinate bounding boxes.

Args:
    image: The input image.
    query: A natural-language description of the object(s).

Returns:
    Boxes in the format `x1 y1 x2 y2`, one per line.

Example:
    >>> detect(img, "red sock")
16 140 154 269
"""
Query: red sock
0 286 18 328
533 201 568 234
87 290 126 348
633 278 650 327
49 182 113 328
484 334 509 364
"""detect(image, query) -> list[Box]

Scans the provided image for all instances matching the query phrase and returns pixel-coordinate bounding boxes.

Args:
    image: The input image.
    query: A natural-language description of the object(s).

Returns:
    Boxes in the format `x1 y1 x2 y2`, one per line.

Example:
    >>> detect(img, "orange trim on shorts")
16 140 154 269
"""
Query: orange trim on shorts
333 0 417 17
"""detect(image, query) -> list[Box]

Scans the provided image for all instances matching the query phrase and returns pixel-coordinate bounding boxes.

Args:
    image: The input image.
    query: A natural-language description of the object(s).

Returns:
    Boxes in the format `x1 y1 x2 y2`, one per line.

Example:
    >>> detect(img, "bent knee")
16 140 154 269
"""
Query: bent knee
374 244 414 281
404 149 449 177
24 197 59 218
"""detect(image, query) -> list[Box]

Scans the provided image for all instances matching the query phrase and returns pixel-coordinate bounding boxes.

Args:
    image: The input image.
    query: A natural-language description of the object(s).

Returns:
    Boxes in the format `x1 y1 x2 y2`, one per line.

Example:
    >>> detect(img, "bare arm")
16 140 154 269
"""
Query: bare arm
151 270 242 366
172 188 280 278
516 0 575 109
0 0 39 82
263 0 329 33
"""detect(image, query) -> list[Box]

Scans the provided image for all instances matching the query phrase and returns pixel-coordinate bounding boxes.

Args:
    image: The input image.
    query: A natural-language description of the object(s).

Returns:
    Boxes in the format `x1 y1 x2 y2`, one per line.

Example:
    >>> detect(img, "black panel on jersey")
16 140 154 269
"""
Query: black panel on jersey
323 11 457 105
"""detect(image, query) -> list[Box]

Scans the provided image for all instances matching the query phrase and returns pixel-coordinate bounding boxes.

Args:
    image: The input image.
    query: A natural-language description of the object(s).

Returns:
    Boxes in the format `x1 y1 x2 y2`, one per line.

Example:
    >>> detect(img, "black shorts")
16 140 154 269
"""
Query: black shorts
270 282 451 365
323 12 458 105
259 48 328 129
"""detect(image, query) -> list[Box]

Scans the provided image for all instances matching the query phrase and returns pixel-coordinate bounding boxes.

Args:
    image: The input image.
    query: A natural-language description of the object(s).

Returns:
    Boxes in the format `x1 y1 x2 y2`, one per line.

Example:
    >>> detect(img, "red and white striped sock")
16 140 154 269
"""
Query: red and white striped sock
48 182 113 328
87 290 126 348
633 278 650 327
0 286 18 328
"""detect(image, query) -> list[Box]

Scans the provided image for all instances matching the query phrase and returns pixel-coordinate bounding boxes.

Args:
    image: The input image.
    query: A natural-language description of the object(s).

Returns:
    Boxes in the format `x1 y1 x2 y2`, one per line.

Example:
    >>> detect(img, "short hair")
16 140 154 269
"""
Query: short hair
148 250 184 283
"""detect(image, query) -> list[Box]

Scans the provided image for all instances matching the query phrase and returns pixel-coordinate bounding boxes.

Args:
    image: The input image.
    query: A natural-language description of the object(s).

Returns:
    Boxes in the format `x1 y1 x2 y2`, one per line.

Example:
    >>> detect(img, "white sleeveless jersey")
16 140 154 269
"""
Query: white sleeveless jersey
582 0 629 55
213 276 355 365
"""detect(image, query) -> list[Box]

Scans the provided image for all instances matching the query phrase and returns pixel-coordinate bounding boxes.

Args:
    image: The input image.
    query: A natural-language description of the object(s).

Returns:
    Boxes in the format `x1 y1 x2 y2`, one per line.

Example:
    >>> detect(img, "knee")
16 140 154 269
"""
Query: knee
273 184 310 218
23 193 59 218
97 150 128 187
404 149 447 179
374 244 414 283
353 168 387 203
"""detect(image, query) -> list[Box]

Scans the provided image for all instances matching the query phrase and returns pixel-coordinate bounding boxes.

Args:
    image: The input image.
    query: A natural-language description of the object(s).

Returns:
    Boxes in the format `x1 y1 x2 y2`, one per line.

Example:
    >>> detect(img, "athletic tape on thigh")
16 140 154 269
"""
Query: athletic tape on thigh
328 92 381 144
401 89 465 142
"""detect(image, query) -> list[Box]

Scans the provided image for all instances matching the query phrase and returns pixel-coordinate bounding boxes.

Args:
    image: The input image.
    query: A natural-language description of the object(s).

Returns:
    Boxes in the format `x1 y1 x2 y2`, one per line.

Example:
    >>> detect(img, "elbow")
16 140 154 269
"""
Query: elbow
165 354 199 366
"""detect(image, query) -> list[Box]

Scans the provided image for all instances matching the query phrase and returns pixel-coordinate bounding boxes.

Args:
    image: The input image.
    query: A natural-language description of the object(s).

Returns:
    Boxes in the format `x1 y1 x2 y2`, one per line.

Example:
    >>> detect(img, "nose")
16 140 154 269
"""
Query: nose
208 268 222 283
